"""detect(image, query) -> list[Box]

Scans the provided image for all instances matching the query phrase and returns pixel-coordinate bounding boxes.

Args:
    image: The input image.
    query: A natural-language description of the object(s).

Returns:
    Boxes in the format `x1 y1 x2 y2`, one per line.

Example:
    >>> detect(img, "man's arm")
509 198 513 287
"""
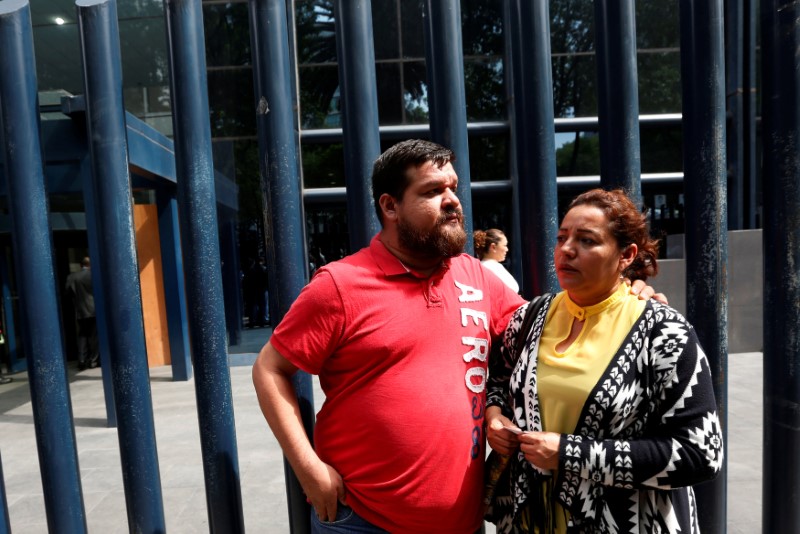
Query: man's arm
252 342 345 521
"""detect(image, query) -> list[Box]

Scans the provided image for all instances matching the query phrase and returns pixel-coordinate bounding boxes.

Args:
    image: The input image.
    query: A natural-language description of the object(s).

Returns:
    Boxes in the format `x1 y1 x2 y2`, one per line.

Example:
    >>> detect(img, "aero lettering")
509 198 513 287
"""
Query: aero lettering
456 279 489 459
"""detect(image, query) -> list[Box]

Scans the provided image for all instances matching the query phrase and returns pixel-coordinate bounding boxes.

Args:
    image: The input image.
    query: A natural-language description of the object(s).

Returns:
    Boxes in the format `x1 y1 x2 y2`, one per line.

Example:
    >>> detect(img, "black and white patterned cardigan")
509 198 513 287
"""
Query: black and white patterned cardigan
486 294 724 534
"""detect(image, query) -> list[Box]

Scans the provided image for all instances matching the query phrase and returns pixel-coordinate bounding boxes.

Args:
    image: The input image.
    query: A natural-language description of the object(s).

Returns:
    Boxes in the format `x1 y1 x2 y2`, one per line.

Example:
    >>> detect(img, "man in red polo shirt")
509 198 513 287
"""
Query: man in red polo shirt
252 140 657 533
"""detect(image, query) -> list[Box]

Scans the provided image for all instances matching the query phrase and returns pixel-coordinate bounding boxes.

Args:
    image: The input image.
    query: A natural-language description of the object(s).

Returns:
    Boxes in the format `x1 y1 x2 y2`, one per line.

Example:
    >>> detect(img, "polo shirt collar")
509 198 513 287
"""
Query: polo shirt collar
370 234 451 279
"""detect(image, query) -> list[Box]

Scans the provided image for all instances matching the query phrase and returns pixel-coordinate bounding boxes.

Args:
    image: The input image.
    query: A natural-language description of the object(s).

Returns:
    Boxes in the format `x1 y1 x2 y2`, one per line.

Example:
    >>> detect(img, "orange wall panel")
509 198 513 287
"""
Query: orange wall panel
133 204 171 367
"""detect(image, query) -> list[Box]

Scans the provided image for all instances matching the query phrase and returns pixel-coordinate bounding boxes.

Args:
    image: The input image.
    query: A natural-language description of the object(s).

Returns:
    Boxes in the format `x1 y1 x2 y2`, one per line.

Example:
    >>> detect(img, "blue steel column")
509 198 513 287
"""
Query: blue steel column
743 0 757 229
163 1 245 531
248 1 313 532
333 0 381 250
423 0 474 252
75 0 165 530
156 186 192 380
79 155 116 426
594 0 642 203
678 1 728 533
725 0 744 230
0 2 87 532
761 0 800 531
0 451 8 534
506 0 559 298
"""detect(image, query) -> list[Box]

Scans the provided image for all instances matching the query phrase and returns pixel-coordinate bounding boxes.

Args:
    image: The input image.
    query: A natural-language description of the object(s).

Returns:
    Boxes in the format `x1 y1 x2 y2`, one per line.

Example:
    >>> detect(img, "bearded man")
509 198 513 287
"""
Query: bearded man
252 139 655 533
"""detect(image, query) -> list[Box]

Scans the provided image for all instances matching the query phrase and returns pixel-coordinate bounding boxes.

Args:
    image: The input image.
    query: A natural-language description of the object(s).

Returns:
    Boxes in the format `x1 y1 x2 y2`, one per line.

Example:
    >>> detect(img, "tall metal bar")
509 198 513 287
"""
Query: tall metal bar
75 0 165 530
678 1 728 532
505 0 559 298
0 451 10 534
761 0 800 531
248 1 313 531
0 2 87 532
156 186 192 381
725 0 744 230
744 0 757 229
594 0 642 204
332 0 381 250
423 0 474 252
163 1 245 531
79 154 117 426
725 0 746 230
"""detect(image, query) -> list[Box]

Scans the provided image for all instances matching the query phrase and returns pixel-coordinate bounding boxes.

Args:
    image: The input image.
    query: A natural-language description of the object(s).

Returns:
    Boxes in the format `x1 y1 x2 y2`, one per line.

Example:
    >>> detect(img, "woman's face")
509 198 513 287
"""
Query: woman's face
554 204 635 306
491 235 509 262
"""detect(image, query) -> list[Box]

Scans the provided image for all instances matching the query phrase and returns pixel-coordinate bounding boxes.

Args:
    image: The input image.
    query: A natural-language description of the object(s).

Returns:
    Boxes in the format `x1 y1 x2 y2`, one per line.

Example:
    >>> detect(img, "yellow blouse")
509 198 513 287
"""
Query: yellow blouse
538 283 646 435
530 284 646 534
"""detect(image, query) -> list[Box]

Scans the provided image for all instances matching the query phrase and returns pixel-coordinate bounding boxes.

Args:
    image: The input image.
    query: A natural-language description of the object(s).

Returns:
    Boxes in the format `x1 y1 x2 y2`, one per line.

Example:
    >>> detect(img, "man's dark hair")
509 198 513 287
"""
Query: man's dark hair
371 139 455 225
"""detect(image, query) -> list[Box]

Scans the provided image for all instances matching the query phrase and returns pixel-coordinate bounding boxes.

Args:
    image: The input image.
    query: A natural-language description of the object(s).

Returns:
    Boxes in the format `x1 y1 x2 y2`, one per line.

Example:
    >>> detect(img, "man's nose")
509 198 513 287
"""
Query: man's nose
443 188 460 207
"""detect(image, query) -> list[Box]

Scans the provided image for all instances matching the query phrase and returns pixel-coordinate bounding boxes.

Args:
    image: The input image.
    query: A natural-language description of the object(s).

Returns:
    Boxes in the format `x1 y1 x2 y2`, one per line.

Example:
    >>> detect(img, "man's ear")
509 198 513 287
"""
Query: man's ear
378 194 399 222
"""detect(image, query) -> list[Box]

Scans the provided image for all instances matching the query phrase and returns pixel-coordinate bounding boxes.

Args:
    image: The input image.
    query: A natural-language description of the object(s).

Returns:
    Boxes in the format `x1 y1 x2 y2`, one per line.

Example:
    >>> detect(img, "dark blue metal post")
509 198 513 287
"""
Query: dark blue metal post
594 0 642 204
505 0 559 298
743 0 757 229
0 1 86 531
678 1 728 533
75 0 166 530
761 0 800 531
156 186 192 380
333 0 381 250
0 451 10 534
79 155 116 426
725 0 744 231
163 0 245 531
423 0 474 253
249 1 313 531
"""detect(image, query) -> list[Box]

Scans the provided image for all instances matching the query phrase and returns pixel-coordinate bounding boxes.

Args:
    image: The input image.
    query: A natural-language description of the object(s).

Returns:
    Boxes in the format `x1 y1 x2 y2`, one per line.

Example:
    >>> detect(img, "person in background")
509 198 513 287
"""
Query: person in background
65 257 99 370
252 141 662 533
0 325 9 384
243 257 269 328
485 188 722 533
474 228 519 293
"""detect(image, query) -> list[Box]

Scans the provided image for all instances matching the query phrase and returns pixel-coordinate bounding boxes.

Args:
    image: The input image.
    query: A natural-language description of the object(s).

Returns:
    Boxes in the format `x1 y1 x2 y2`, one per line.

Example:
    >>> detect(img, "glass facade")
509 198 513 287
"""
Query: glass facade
29 0 736 267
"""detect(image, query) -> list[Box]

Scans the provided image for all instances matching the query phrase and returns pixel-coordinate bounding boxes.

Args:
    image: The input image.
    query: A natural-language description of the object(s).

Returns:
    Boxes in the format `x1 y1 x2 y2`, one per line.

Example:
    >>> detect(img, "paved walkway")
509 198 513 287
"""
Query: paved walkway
0 327 762 532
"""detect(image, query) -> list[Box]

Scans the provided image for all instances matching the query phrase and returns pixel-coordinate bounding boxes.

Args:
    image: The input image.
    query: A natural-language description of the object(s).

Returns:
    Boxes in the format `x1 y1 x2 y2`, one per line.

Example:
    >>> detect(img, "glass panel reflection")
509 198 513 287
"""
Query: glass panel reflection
302 143 345 188
372 0 399 60
299 65 340 129
464 60 504 121
468 135 508 182
208 69 255 137
638 52 682 114
461 0 503 56
555 131 601 176
204 2 252 67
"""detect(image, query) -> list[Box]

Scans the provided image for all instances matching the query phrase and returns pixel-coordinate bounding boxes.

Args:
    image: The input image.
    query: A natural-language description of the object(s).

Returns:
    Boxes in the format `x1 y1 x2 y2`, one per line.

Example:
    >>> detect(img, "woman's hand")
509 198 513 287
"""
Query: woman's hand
518 431 561 471
485 406 520 455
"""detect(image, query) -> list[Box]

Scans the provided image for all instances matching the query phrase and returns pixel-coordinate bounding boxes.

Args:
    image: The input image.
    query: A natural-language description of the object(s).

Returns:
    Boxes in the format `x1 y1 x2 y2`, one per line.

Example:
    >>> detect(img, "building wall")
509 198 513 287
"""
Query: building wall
658 229 763 352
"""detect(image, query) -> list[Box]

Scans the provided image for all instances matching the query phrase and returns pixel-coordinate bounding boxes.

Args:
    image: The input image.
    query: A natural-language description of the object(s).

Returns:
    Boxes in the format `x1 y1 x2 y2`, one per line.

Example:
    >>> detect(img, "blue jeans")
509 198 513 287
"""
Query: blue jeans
310 504 388 534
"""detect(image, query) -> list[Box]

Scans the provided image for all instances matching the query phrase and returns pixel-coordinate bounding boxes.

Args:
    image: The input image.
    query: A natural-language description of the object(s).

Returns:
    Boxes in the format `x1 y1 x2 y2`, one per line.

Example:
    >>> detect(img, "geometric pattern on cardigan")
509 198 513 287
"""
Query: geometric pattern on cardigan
487 297 723 534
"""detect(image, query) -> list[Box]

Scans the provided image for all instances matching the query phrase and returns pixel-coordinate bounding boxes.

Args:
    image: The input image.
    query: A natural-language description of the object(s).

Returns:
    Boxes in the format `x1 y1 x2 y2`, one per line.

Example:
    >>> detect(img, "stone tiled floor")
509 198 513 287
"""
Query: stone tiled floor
0 328 763 532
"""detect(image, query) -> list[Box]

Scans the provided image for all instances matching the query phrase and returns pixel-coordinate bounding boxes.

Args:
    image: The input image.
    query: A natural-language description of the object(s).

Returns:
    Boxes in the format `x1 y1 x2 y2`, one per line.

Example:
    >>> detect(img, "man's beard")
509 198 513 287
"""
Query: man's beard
397 208 467 258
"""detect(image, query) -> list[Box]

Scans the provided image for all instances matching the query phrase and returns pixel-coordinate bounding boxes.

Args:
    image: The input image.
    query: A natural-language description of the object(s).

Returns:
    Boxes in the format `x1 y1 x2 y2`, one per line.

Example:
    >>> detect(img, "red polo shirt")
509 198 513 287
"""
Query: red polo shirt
270 235 524 533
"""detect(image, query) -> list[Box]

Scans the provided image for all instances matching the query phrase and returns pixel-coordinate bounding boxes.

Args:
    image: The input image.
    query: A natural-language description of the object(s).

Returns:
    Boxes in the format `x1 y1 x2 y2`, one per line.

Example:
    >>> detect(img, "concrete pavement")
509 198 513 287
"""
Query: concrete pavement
0 326 763 532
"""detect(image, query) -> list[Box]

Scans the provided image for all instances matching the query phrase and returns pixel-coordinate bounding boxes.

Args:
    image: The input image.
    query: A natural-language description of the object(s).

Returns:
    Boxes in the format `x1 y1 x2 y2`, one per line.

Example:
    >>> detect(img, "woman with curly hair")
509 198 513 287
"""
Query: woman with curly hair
485 189 723 533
